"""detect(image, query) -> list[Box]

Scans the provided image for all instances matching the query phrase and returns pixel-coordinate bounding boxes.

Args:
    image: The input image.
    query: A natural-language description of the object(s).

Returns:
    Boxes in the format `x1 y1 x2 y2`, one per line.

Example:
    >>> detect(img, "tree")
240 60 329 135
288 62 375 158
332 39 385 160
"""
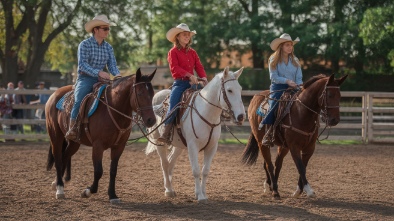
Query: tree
1 0 82 87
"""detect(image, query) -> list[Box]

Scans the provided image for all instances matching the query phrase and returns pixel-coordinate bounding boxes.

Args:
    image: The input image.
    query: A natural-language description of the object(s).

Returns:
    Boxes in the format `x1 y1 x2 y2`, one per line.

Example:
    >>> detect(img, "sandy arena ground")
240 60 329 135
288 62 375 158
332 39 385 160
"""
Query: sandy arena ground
0 142 393 220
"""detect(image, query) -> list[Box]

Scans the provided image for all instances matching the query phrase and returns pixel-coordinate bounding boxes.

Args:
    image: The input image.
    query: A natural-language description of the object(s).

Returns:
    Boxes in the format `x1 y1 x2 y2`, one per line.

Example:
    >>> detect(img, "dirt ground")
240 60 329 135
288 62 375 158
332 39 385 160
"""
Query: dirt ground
0 142 393 221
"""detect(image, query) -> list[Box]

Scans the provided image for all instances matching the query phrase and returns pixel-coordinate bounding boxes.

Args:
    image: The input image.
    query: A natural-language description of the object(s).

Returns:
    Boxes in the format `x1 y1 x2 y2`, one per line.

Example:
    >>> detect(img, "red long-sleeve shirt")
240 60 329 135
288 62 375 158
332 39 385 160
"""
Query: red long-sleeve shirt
167 46 207 79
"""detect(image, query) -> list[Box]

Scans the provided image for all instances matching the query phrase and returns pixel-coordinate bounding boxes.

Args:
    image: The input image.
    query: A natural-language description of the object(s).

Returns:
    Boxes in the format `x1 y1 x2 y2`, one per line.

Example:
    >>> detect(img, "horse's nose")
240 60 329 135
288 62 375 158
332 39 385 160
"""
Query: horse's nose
237 114 245 123
329 117 339 126
145 118 156 128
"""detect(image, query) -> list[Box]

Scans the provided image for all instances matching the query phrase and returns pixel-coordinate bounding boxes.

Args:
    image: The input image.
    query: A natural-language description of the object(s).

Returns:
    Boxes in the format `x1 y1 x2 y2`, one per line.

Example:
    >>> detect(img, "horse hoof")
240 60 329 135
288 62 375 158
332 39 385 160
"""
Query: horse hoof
56 193 65 199
273 193 281 200
198 199 208 203
292 190 302 198
165 191 176 197
110 198 121 204
307 192 316 198
81 189 91 198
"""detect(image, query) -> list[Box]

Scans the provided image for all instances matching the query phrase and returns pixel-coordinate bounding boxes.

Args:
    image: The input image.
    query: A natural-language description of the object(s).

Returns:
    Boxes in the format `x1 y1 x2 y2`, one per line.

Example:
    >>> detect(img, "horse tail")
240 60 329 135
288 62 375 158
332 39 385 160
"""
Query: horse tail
46 144 54 171
242 133 259 166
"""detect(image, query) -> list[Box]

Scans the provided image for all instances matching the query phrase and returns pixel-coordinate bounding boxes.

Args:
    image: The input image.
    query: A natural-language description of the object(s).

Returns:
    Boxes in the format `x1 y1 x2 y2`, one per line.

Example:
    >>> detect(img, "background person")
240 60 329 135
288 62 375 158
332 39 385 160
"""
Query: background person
261 33 303 146
13 81 27 134
157 23 208 144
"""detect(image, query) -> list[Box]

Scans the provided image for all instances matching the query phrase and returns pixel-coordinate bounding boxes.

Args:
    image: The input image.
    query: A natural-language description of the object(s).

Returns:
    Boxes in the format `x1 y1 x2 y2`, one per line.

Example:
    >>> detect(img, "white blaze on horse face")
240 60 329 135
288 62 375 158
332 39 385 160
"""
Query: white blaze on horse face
222 69 246 124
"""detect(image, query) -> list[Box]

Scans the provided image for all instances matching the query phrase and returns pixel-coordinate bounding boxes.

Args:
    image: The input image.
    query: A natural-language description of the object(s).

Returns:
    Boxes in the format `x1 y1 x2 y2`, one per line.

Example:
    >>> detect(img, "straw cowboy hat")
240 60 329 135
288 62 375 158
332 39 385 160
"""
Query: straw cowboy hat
166 23 196 43
270 33 300 51
84 15 116 33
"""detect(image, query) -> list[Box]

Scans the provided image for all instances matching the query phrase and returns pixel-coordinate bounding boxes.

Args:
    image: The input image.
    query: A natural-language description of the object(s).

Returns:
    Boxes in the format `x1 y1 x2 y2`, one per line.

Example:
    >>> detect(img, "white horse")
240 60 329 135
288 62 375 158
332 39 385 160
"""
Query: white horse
145 67 245 202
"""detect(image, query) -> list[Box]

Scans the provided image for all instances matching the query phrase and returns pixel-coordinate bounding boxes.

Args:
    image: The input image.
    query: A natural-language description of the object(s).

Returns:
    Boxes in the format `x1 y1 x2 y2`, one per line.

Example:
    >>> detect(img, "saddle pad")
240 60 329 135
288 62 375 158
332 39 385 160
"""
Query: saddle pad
88 85 106 117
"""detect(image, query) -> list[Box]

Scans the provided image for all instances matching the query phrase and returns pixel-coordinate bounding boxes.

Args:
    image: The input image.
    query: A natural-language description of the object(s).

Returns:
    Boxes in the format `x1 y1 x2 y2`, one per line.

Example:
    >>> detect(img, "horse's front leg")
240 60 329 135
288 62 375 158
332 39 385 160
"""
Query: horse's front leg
167 146 183 189
81 147 104 199
200 144 218 202
156 145 175 197
187 144 204 202
107 146 125 203
290 148 315 198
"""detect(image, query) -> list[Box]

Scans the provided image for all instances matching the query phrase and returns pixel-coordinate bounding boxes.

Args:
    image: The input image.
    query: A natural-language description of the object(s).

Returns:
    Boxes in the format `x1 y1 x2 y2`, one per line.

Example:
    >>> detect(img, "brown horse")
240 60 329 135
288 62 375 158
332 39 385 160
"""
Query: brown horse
45 68 156 203
242 74 347 199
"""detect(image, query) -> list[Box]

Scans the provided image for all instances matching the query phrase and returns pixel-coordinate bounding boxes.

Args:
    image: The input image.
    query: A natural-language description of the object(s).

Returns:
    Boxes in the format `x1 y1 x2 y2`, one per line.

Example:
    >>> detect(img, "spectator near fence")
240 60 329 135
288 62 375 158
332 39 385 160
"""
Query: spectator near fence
30 81 50 133
13 81 28 134
1 82 16 140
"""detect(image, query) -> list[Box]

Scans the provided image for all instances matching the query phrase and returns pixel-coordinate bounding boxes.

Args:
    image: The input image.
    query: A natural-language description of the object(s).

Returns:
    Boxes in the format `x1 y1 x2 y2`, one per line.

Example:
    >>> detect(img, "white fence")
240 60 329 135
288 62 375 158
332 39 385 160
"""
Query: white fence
1 89 393 143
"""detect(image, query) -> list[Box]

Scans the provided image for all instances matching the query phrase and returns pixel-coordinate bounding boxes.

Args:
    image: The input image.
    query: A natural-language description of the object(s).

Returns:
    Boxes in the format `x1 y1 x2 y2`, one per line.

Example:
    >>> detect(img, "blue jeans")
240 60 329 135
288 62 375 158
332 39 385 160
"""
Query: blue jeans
164 80 201 125
70 74 98 120
262 83 289 125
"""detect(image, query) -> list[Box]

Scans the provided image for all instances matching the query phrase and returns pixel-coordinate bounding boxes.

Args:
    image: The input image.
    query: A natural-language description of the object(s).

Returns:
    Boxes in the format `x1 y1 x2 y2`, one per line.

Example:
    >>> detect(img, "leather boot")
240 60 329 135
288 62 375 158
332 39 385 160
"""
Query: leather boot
65 119 78 141
157 124 172 145
262 125 274 147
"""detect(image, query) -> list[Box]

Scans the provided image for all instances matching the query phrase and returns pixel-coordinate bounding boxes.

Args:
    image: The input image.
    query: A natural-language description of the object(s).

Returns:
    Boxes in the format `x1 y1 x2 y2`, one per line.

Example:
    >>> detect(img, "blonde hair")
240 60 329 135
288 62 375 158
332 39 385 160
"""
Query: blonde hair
269 42 300 70
174 33 192 51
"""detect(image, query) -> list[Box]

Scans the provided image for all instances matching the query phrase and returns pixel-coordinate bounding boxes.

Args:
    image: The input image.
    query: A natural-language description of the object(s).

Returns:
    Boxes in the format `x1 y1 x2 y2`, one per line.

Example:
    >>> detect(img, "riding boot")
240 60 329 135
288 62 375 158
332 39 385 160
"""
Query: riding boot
157 124 172 145
262 125 274 147
65 119 78 141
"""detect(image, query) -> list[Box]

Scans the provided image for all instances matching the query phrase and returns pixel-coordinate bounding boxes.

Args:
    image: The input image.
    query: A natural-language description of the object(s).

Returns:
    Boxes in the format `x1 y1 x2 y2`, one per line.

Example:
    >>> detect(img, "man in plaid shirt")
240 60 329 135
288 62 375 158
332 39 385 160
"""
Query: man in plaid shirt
65 15 121 141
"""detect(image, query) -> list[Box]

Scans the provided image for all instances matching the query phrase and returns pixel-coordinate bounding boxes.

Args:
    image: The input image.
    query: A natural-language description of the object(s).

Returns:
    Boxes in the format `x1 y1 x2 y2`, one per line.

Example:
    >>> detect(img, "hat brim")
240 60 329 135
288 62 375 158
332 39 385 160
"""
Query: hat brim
270 37 300 51
85 20 117 33
166 27 196 43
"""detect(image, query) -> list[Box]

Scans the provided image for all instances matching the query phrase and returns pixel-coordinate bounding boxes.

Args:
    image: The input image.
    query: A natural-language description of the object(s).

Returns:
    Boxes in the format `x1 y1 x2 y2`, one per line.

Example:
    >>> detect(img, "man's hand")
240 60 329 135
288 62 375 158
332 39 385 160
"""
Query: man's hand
98 71 110 80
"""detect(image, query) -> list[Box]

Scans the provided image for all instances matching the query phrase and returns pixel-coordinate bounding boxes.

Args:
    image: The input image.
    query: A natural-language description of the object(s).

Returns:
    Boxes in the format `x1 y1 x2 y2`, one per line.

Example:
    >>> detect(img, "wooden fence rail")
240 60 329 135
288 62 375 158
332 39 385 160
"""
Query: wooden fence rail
1 89 393 143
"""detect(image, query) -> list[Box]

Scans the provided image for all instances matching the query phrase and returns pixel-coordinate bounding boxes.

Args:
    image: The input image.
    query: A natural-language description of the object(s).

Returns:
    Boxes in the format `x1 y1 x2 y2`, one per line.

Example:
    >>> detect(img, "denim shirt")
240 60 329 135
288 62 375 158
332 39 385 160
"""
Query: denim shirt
269 57 303 85
77 36 120 77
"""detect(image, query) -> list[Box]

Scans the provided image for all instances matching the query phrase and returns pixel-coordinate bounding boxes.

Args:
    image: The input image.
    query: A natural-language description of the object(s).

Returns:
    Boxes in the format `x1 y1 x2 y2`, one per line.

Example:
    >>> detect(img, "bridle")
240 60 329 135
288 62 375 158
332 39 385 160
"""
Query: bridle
198 77 238 121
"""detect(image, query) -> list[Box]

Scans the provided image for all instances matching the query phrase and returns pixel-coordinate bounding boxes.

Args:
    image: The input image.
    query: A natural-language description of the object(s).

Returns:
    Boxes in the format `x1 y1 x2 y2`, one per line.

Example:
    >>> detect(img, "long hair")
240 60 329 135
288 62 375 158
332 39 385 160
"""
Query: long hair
269 42 300 70
174 33 192 51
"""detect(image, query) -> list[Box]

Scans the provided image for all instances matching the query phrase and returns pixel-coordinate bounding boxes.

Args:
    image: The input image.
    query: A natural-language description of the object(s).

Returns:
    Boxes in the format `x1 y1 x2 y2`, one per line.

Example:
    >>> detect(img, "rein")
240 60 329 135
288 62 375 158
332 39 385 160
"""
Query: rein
186 77 238 150
94 80 154 144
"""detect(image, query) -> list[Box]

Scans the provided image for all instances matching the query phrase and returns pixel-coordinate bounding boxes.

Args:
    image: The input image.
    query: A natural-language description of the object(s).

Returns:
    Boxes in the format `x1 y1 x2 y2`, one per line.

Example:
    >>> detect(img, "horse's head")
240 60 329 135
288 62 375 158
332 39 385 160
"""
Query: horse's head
218 66 246 125
319 74 348 126
131 68 157 127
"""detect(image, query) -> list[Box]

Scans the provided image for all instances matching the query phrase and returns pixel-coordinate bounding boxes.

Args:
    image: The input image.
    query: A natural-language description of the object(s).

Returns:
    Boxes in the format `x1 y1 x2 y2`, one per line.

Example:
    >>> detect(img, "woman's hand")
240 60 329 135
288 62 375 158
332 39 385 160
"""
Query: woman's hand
189 75 199 85
286 79 297 88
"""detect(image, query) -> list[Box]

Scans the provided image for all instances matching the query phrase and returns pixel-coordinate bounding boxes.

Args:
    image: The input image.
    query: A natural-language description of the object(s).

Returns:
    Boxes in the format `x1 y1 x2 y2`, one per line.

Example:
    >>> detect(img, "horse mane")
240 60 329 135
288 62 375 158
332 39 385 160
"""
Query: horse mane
303 74 327 89
112 74 135 88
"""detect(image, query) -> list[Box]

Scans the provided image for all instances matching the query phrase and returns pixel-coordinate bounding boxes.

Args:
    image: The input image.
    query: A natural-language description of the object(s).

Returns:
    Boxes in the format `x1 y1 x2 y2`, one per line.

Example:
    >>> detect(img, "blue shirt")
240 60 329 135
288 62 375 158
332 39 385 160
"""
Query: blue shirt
77 36 120 77
269 57 303 85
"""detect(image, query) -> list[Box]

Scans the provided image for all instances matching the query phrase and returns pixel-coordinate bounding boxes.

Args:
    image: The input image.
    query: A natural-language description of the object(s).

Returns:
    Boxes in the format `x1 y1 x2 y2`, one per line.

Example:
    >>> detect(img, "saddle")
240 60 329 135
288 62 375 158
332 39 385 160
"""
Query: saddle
158 88 200 145
57 82 108 141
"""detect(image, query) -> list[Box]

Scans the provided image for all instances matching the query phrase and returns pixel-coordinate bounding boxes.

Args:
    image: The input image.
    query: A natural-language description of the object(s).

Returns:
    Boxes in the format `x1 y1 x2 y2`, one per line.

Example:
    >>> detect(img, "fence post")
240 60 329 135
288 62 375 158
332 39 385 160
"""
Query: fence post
367 93 373 143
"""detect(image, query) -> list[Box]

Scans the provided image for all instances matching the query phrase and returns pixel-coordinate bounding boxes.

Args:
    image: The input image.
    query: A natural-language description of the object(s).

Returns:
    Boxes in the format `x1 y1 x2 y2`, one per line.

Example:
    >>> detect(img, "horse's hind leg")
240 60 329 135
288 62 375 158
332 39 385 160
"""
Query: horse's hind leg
156 145 175 197
166 146 183 196
260 146 279 198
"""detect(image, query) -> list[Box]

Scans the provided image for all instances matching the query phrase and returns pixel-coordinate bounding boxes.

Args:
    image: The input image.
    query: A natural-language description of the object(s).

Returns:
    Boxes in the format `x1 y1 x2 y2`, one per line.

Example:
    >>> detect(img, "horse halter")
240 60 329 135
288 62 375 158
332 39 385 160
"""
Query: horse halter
198 77 237 121
318 85 341 125
131 81 154 116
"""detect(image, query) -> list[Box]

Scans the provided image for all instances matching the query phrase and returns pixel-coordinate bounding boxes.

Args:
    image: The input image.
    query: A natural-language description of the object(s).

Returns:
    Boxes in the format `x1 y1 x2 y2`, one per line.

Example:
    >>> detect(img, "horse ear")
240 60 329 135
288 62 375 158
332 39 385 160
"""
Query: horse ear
223 66 229 78
234 67 244 79
327 73 335 85
148 68 157 82
136 68 142 81
337 74 348 86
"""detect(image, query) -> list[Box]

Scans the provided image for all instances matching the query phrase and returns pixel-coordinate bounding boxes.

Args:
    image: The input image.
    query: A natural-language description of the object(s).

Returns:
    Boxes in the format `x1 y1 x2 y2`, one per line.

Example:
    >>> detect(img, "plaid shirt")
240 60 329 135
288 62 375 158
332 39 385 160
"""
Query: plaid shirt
77 36 120 77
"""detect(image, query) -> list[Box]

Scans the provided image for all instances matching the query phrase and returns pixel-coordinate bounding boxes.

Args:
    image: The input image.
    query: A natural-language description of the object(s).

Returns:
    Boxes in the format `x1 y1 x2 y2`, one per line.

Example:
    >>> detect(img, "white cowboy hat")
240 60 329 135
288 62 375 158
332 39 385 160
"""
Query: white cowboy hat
84 14 116 33
270 33 300 51
166 23 196 43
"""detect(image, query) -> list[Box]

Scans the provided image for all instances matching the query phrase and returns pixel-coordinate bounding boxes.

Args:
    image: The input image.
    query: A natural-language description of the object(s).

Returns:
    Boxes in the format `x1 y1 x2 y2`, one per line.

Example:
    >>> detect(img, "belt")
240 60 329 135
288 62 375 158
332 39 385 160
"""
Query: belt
174 77 190 81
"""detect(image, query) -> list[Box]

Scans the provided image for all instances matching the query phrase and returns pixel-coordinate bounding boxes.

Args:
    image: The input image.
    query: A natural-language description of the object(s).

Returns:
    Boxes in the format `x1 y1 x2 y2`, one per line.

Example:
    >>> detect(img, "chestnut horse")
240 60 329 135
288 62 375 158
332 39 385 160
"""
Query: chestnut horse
242 74 347 199
45 68 156 203
146 67 245 202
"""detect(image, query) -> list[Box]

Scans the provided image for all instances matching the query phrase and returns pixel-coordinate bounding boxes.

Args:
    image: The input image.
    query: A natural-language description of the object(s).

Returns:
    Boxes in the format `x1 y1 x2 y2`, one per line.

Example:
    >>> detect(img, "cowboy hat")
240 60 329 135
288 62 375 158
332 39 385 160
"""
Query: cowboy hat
270 33 300 51
166 23 196 43
84 14 116 33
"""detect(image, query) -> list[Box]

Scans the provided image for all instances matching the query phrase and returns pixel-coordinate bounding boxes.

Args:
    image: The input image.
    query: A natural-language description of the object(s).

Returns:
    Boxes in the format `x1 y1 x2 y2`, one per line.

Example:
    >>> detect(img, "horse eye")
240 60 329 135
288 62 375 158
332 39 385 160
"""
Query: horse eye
228 89 233 93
